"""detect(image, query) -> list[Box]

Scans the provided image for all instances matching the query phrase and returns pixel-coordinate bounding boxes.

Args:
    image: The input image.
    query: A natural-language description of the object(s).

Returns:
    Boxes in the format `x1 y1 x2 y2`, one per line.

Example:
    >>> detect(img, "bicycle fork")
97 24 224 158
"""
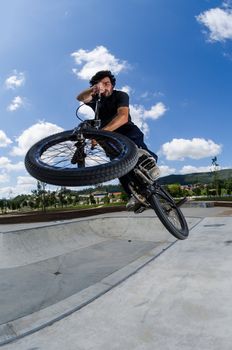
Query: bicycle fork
71 130 86 168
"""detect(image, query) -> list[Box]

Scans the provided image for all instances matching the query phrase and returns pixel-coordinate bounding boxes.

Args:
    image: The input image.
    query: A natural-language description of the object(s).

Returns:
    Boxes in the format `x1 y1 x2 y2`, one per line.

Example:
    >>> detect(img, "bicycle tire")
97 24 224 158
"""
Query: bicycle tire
25 129 138 186
149 186 189 240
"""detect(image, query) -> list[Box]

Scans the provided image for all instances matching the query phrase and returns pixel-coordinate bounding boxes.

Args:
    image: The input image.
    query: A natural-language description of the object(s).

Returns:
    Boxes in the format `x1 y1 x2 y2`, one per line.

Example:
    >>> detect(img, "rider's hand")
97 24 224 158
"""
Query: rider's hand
91 85 99 95
91 83 104 96
91 139 97 149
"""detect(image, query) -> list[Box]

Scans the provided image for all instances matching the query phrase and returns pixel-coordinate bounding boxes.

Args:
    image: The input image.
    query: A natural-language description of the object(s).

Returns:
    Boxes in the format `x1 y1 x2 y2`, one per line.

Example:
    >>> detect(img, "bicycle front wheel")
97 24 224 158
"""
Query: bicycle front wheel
25 129 138 186
149 186 189 240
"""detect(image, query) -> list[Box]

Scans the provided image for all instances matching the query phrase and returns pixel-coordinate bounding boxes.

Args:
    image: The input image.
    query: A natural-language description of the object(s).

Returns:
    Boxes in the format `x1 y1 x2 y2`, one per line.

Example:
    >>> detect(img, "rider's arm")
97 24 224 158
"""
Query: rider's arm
102 106 129 132
77 82 105 103
76 87 95 103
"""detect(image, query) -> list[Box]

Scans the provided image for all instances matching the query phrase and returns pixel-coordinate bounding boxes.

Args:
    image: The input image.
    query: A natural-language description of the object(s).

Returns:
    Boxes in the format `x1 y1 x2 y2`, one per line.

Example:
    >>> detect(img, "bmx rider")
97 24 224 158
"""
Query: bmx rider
76 70 160 212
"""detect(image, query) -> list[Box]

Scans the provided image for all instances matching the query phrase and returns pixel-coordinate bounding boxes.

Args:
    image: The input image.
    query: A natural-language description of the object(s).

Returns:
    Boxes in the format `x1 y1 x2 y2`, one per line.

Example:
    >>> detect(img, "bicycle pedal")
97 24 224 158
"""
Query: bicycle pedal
134 205 146 214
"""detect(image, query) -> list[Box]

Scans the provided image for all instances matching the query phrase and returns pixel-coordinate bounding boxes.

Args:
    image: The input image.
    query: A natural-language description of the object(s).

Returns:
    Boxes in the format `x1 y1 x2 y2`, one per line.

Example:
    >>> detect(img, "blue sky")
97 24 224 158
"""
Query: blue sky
1 0 232 198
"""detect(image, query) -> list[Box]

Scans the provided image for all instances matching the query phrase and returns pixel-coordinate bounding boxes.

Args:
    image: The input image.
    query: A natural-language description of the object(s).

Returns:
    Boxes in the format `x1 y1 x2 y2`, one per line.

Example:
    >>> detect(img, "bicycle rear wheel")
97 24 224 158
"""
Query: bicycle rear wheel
25 129 138 186
149 186 189 240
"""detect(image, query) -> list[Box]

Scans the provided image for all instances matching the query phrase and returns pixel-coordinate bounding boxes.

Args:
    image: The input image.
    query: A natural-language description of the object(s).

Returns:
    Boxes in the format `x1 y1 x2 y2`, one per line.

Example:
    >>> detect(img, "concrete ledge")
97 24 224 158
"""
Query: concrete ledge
184 201 214 208
0 206 126 225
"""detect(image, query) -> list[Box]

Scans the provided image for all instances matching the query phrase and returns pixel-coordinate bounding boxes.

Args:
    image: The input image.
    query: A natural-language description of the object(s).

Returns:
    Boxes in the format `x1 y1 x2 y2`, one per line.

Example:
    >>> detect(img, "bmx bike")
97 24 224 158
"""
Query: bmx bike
25 96 189 240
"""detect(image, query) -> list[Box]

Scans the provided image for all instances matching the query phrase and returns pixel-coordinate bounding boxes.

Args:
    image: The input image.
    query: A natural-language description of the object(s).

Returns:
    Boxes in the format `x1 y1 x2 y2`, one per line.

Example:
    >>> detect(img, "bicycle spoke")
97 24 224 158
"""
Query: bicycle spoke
156 194 182 230
40 138 115 169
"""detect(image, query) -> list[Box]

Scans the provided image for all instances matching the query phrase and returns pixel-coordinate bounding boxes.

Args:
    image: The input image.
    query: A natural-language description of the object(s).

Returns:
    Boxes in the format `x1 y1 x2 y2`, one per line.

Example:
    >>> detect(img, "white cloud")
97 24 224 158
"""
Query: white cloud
160 138 222 161
0 176 37 198
159 165 176 177
5 70 25 89
144 102 167 120
224 0 232 7
197 7 232 42
11 121 64 156
141 92 149 99
130 102 167 136
121 85 132 95
0 157 24 171
71 46 128 80
0 186 13 198
7 96 24 111
0 130 12 147
129 104 149 136
223 51 232 60
141 91 165 99
179 165 213 174
0 172 9 184
16 176 37 186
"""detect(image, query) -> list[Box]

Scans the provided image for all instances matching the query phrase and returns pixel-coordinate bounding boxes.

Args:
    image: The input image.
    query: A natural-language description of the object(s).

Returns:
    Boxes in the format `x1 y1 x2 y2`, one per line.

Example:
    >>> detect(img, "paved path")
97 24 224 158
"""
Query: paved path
0 207 232 349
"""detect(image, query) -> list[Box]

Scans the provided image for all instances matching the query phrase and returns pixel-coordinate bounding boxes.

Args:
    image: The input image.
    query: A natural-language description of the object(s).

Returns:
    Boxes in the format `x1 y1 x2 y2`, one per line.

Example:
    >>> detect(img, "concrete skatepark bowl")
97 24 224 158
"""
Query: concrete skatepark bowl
0 207 232 349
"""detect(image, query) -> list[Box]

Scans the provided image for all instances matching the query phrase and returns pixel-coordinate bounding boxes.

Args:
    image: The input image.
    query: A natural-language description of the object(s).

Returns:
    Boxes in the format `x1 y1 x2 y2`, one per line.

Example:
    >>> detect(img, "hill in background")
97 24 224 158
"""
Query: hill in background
158 169 232 186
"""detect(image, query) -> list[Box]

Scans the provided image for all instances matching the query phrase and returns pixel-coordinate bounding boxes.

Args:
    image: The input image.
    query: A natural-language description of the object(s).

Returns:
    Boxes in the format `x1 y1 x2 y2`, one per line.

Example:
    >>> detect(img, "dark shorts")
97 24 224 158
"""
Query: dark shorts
116 123 158 161
115 124 158 195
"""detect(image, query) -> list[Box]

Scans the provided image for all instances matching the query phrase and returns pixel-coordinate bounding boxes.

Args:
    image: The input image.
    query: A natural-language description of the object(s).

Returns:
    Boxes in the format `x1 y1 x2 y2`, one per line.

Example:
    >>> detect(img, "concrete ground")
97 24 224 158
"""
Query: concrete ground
0 206 232 349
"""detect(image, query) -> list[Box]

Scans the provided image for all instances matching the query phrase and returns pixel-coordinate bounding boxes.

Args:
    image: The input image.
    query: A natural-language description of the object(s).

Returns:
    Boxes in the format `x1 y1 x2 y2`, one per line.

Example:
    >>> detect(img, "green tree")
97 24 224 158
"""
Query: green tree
192 187 201 196
211 156 220 196
73 194 80 206
0 199 6 213
49 191 57 208
120 191 129 202
89 194 96 205
57 187 66 208
103 195 110 205
225 178 232 195
167 184 182 198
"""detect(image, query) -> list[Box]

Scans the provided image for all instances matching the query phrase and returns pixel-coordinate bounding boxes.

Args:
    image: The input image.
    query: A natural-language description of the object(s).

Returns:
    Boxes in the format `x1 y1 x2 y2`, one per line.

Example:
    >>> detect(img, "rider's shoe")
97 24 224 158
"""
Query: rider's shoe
149 163 160 181
126 195 146 214
137 149 161 181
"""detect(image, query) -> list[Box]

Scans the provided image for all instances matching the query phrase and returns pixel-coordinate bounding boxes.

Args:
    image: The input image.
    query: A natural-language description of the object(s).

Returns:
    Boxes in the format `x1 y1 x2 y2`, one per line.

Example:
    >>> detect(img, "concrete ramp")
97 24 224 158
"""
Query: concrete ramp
0 211 200 346
0 212 200 268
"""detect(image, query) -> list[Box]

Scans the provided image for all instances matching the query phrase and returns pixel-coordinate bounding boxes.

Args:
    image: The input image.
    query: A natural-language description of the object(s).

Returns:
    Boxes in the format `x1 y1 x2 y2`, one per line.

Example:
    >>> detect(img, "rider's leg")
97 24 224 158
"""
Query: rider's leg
117 126 159 213
119 174 131 196
117 124 158 161
119 124 160 185
119 150 160 213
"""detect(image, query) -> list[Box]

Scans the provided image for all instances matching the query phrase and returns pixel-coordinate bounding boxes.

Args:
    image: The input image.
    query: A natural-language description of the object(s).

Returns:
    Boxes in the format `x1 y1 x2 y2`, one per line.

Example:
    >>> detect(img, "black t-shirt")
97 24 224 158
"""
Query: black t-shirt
86 90 134 129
